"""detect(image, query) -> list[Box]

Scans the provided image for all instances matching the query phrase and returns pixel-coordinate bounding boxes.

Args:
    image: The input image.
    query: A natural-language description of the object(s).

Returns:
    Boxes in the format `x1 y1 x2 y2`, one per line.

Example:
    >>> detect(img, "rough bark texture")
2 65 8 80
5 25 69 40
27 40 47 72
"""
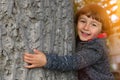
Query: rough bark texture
0 0 77 80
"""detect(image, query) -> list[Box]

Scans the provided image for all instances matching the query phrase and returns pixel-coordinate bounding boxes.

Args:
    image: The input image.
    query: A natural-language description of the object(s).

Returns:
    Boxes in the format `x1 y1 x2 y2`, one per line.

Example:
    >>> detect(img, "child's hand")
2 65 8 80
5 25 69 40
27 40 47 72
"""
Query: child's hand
23 49 47 68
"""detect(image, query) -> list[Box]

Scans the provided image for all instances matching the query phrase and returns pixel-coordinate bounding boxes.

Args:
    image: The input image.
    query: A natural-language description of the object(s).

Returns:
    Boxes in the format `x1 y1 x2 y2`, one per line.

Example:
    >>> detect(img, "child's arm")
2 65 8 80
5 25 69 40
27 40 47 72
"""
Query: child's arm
44 45 103 71
24 43 103 71
24 49 80 71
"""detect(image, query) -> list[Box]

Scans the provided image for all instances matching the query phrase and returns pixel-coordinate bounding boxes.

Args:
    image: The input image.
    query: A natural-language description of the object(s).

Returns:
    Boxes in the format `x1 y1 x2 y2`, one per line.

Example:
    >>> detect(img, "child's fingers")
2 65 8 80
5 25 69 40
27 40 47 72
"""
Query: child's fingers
24 64 35 68
24 55 33 61
34 49 43 54
24 53 34 58
24 58 33 64
33 49 39 54
24 57 32 63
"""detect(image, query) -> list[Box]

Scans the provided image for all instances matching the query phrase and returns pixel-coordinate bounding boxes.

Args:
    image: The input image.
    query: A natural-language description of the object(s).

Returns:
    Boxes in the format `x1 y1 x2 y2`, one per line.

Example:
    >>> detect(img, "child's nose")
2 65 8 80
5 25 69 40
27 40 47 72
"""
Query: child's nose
84 23 90 30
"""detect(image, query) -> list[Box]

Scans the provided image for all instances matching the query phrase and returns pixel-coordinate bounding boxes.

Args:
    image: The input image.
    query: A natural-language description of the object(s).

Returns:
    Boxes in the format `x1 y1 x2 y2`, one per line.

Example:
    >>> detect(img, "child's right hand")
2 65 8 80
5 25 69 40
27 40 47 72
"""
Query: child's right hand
23 49 47 68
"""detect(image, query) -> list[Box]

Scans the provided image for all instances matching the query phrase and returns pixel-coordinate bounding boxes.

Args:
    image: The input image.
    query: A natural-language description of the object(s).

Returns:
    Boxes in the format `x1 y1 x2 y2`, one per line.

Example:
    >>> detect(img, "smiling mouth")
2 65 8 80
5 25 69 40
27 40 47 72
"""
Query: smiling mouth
81 31 91 36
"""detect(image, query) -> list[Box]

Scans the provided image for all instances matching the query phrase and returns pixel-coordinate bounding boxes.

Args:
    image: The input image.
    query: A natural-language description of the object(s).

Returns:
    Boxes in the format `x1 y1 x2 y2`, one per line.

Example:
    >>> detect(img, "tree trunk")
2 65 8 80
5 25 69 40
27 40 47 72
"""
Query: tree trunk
0 0 77 80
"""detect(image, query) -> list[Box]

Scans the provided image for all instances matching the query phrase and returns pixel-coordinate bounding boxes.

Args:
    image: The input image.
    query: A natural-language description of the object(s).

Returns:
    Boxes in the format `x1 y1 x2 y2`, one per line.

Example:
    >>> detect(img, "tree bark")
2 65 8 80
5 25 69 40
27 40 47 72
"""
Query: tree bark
0 0 77 80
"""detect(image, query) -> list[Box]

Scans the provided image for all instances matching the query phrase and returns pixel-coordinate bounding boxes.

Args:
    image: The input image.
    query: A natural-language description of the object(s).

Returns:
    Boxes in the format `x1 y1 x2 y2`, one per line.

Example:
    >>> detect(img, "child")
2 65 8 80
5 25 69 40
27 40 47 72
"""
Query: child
23 4 114 80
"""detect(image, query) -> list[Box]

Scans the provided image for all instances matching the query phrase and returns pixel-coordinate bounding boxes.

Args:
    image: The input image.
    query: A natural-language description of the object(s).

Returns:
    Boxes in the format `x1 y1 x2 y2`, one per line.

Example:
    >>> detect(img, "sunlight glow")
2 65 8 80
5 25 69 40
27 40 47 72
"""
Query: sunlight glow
111 6 118 11
110 0 117 5
111 14 119 22
106 10 111 14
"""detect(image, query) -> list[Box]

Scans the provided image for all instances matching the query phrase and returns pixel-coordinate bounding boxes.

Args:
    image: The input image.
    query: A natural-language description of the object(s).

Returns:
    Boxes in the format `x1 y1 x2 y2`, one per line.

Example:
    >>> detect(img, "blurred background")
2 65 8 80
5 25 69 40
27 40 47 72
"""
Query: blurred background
0 0 119 80
73 0 120 79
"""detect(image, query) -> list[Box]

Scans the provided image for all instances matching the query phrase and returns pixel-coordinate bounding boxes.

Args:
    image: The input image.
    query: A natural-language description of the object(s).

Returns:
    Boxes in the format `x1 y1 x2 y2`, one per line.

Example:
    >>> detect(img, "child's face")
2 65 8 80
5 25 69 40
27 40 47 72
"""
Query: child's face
77 15 102 41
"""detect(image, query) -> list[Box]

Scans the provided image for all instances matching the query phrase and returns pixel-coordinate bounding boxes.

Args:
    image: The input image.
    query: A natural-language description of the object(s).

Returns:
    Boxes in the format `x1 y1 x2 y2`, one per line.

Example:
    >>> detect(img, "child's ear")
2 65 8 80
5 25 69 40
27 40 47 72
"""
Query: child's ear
97 33 107 39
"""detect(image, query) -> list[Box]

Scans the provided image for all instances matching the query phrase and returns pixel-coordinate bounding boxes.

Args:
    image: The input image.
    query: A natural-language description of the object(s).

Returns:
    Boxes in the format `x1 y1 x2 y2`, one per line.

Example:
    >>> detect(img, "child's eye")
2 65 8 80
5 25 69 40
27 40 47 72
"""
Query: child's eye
79 19 86 23
91 23 97 27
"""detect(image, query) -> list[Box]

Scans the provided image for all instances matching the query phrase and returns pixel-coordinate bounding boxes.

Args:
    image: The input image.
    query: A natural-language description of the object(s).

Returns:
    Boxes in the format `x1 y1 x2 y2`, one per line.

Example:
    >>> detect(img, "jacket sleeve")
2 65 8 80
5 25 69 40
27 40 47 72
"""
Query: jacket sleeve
44 44 103 71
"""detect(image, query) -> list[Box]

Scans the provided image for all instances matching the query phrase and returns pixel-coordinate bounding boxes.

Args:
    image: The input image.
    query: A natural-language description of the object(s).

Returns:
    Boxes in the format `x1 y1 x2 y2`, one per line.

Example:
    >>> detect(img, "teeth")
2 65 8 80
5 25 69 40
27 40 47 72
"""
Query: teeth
81 31 90 35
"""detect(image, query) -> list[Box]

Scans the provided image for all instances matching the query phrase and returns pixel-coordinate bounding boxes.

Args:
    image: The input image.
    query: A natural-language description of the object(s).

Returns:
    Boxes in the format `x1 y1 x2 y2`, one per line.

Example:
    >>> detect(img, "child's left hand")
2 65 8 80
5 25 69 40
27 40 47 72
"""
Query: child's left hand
23 49 47 68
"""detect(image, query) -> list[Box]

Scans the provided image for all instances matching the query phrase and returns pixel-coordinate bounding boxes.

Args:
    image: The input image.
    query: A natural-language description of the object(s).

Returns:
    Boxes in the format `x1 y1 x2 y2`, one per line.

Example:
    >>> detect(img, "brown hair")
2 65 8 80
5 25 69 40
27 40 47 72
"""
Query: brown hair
75 4 110 34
